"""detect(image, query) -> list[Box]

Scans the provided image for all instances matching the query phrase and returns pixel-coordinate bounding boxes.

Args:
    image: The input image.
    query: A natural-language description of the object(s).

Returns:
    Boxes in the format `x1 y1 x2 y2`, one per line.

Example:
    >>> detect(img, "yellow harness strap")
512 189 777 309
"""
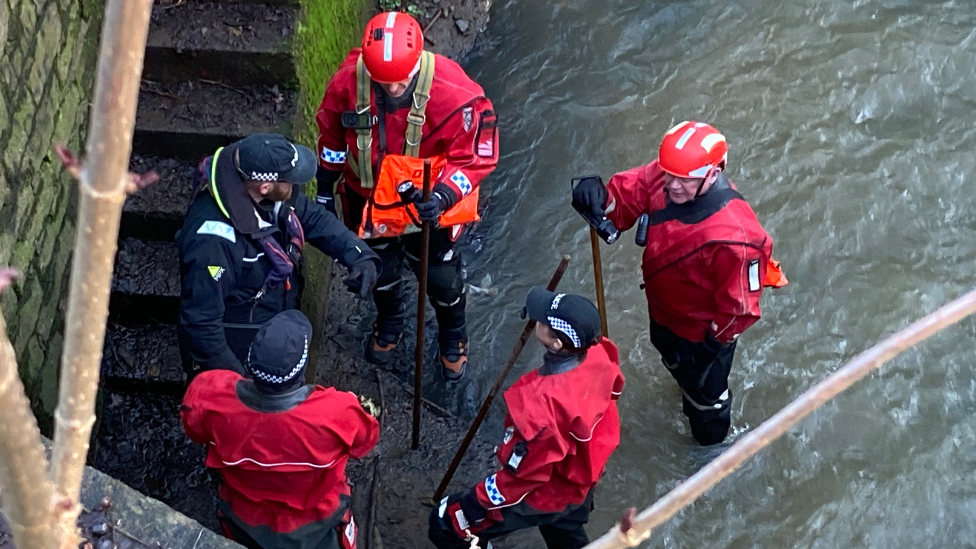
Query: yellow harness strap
354 55 374 188
404 51 435 158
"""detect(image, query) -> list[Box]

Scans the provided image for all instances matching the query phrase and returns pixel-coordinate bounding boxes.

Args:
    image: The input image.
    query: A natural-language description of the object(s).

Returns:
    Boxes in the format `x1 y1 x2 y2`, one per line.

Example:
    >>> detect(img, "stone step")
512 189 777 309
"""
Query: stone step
145 2 298 87
124 155 197 241
134 80 296 161
112 238 180 298
102 323 185 388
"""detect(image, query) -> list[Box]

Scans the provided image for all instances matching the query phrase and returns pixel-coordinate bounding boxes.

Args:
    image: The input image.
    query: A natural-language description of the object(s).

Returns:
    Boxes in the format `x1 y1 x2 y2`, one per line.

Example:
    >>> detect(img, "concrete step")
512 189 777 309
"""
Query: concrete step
124 155 197 241
134 80 296 161
102 323 185 389
145 2 298 87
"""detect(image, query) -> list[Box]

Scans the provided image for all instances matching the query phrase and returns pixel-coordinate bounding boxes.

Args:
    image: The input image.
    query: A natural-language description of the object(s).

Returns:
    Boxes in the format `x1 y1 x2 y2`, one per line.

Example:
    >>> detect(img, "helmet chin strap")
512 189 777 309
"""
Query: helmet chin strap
692 167 721 201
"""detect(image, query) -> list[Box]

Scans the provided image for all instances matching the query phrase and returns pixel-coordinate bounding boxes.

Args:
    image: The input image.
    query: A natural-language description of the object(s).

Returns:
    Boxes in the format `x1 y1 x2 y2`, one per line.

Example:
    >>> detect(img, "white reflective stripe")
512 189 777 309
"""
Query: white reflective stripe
604 197 616 214
569 413 604 442
385 12 397 27
384 33 393 62
486 491 528 511
197 221 236 243
221 457 337 468
242 253 265 263
675 126 697 150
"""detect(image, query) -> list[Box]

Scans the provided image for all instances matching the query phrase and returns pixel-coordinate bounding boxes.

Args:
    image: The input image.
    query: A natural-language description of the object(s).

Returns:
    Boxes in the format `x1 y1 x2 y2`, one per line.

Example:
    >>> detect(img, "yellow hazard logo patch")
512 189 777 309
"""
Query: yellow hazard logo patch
208 265 225 281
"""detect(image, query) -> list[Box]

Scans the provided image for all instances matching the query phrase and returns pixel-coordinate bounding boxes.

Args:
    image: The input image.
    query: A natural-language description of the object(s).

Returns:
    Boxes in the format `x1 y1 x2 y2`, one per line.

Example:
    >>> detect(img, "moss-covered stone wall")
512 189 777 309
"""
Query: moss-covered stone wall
0 0 102 423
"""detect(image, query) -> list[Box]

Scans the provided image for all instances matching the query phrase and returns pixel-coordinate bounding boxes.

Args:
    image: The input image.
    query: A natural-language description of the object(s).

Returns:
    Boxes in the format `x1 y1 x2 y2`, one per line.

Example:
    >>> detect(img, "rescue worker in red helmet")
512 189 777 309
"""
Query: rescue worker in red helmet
315 12 499 381
429 287 625 549
572 121 787 446
181 310 379 549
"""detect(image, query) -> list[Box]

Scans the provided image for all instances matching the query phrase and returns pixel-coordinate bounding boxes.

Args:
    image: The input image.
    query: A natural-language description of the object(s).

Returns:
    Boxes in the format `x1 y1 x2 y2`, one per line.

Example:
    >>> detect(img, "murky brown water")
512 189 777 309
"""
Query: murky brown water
456 0 976 546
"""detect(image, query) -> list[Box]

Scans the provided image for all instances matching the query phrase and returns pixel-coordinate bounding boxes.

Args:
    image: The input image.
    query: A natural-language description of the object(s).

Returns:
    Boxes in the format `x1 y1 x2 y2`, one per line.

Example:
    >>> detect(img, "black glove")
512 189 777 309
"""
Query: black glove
692 332 729 369
316 167 342 216
343 260 378 298
457 488 487 526
414 191 450 223
572 175 608 218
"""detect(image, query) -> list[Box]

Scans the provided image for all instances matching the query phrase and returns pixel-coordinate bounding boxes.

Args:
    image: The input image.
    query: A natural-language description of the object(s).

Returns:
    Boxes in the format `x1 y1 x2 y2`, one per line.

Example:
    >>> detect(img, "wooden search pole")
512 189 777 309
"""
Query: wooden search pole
582 287 976 549
589 227 609 336
412 159 433 450
432 255 572 503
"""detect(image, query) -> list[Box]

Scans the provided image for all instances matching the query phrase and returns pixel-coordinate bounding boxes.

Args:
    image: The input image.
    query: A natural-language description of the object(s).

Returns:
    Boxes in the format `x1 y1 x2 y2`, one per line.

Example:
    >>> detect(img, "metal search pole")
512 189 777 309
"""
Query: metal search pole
411 159 433 450
589 227 609 336
432 255 572 503
582 287 976 548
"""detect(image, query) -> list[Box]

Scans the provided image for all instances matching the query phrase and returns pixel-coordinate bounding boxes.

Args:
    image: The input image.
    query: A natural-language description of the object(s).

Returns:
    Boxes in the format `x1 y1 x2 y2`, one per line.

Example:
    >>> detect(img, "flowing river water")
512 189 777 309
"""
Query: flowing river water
451 0 976 546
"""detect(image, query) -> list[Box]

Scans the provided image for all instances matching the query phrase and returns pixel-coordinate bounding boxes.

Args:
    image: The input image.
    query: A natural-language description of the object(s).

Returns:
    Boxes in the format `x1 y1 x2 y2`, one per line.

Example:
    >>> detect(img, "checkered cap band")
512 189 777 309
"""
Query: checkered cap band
548 316 580 348
250 172 279 182
247 335 309 384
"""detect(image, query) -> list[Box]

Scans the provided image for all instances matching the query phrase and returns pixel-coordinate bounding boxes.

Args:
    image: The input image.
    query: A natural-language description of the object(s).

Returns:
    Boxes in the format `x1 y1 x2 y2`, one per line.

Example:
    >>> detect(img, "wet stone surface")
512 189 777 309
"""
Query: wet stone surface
137 81 295 136
112 239 181 298
102 324 185 386
149 1 297 53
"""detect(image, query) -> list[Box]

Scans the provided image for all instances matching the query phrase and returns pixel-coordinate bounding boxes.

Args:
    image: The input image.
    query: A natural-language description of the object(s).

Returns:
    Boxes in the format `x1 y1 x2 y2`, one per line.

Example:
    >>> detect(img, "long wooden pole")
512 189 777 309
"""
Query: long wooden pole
412 159 433 450
589 227 609 336
432 255 572 503
583 287 976 549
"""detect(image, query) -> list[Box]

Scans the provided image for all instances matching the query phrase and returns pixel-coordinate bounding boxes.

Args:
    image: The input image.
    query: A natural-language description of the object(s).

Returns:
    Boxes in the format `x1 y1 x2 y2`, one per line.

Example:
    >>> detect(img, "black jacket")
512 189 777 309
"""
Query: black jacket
177 191 379 374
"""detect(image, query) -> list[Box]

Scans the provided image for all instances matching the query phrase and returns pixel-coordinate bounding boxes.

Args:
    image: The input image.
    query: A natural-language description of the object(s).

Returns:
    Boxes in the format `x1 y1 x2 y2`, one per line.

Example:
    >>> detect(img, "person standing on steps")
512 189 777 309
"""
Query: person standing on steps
315 11 499 382
571 120 787 446
177 133 381 379
429 287 625 549
181 309 380 549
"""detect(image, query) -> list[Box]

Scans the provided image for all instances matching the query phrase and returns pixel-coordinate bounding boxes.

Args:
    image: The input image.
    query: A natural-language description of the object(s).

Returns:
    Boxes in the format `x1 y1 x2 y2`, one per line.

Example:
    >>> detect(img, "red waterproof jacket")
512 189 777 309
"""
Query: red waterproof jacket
316 49 498 206
606 160 777 343
181 370 379 534
473 339 625 515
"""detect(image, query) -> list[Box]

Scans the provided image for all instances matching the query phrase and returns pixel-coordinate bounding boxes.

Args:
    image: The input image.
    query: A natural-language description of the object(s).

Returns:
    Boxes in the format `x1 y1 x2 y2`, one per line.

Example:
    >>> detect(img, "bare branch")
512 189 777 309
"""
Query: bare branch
49 1 156 546
0 278 59 549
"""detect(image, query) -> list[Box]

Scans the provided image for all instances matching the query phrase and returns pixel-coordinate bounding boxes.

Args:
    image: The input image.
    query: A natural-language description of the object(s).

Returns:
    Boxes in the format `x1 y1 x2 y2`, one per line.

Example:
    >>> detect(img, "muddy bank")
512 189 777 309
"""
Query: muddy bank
0 504 147 549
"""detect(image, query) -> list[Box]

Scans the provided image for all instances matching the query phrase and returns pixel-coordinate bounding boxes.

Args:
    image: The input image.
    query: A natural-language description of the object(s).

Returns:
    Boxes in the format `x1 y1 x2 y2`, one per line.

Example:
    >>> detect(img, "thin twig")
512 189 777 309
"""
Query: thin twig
382 372 453 417
198 79 247 96
583 287 976 548
139 86 181 100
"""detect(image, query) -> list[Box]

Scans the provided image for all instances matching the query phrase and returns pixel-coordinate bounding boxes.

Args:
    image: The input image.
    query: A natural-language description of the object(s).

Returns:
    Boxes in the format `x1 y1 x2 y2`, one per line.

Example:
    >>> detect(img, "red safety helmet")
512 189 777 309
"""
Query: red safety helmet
361 12 424 84
658 121 728 178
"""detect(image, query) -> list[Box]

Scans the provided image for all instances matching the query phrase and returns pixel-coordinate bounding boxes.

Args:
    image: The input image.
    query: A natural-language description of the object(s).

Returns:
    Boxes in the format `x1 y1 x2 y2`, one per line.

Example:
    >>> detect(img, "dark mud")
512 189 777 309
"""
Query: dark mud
0 500 151 549
386 0 491 60
149 1 295 53
111 239 180 298
124 155 197 241
137 80 295 136
102 324 184 387
91 389 220 533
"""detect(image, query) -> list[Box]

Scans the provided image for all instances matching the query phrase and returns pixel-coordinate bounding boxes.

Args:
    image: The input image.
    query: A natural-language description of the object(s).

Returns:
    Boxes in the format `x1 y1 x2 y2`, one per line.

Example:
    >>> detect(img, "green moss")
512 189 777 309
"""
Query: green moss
293 0 366 167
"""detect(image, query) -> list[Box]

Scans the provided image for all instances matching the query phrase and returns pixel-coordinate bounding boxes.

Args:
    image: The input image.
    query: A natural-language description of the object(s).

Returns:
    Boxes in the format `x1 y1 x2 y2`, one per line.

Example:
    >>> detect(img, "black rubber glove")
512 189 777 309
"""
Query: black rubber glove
414 185 458 223
343 260 378 299
457 488 487 526
692 332 729 369
316 166 342 216
572 175 608 218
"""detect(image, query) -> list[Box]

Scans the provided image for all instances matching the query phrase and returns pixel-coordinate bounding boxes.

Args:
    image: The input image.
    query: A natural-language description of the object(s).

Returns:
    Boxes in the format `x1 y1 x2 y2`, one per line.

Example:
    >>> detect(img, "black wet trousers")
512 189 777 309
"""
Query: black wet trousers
650 320 737 445
428 491 593 549
369 228 467 346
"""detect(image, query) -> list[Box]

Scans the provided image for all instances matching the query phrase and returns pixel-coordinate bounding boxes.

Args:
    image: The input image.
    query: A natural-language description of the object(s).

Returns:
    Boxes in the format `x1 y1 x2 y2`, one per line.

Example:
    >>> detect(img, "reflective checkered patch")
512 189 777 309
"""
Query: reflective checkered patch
484 474 505 505
321 146 346 164
196 221 236 243
250 172 279 182
548 317 580 347
449 170 473 196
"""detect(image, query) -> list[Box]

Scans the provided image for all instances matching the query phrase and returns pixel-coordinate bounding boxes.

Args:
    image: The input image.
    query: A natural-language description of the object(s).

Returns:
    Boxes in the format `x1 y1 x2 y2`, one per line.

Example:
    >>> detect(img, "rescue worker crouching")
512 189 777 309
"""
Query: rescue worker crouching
572 121 787 446
181 310 380 549
429 287 625 549
315 12 499 382
177 133 380 379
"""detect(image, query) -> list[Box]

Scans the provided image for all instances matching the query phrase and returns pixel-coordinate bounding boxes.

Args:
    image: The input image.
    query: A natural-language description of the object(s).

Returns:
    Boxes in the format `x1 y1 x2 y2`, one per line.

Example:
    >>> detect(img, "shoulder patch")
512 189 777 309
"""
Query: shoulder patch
197 221 236 243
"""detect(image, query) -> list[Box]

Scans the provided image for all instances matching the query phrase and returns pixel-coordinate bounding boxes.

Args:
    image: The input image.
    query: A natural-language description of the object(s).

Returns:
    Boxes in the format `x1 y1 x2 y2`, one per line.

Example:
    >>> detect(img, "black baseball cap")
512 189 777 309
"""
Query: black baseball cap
246 310 313 390
210 133 318 235
522 286 602 348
